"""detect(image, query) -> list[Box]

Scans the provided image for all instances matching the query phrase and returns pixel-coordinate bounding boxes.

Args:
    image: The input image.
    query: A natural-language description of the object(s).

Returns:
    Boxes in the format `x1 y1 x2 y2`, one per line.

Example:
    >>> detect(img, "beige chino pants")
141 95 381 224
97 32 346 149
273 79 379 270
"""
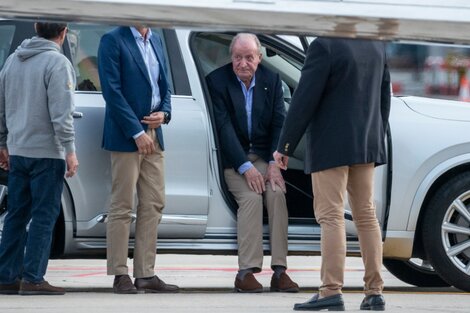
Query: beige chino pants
224 155 289 272
106 129 165 278
312 163 384 297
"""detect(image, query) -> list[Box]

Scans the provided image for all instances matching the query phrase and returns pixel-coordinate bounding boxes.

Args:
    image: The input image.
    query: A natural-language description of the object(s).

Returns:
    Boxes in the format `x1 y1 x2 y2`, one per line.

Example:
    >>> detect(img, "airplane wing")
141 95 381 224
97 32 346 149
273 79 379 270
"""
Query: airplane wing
0 0 470 44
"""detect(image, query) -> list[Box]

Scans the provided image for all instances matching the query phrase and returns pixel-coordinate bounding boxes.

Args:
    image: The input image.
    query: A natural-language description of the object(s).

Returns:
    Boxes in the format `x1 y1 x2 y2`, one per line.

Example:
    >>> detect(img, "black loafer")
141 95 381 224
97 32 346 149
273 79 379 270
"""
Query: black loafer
360 294 385 311
294 294 345 311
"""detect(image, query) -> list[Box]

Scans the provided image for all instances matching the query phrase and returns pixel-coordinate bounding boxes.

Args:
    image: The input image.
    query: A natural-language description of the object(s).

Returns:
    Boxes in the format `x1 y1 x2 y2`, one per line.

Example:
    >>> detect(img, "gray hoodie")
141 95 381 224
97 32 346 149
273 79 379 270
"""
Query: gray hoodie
0 36 76 160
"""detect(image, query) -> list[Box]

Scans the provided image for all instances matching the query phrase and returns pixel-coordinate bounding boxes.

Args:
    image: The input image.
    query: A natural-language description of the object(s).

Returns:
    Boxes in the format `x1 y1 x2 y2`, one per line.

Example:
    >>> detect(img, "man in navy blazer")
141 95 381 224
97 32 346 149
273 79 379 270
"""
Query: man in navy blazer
206 33 299 293
274 38 391 311
98 25 178 294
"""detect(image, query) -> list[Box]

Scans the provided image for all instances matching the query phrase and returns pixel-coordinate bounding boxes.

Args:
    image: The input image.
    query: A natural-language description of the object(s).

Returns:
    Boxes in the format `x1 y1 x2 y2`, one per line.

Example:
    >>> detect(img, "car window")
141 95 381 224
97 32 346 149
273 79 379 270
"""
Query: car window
66 24 112 92
192 32 232 76
0 24 15 70
67 24 174 93
279 35 304 50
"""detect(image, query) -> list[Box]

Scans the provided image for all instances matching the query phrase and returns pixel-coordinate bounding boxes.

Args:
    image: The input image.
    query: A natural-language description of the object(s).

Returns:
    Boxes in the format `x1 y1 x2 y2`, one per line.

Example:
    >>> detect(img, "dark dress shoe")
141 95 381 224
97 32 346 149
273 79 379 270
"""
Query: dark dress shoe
294 294 345 311
270 272 299 292
234 272 263 293
360 294 385 311
19 280 66 295
113 275 138 294
134 275 179 293
0 280 20 295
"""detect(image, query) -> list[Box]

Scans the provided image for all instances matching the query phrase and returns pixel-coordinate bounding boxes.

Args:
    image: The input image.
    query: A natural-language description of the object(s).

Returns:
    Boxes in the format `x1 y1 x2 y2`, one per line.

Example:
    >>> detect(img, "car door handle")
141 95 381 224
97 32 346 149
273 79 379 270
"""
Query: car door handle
73 111 84 118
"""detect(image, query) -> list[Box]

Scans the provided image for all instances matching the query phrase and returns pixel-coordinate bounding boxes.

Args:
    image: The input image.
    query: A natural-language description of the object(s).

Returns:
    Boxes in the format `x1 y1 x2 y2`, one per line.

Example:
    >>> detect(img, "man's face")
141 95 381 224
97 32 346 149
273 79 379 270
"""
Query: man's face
231 38 262 85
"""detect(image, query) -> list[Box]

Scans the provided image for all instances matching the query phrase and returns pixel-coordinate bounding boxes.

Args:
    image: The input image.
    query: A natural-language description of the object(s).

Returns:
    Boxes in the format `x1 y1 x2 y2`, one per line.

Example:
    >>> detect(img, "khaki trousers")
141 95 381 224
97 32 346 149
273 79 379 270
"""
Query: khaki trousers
224 155 289 272
106 129 165 278
311 163 383 297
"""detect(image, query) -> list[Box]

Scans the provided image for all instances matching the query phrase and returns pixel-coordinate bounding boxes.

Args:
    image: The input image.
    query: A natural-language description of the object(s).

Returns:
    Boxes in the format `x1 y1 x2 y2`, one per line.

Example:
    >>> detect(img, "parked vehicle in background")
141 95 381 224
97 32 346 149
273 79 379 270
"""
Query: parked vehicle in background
1 20 470 292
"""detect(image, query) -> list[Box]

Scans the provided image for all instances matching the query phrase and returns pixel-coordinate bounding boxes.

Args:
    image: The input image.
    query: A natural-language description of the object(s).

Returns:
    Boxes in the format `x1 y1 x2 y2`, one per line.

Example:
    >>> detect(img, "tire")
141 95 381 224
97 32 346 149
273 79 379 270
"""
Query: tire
383 258 449 287
422 172 470 292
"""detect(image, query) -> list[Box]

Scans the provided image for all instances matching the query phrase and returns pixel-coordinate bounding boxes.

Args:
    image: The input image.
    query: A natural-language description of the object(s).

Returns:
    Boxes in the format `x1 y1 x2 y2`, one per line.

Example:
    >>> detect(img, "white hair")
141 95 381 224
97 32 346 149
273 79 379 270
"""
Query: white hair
229 33 261 55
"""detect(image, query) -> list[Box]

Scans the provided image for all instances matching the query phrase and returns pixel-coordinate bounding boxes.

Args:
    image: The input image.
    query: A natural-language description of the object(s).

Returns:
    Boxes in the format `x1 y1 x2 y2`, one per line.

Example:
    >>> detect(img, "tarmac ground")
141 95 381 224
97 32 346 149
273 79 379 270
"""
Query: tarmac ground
0 255 468 313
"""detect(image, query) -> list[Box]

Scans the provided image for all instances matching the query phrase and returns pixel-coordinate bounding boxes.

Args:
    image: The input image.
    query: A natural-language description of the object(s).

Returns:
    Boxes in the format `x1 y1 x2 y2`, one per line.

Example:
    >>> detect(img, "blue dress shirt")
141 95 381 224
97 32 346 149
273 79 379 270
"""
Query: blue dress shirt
237 75 256 175
130 27 161 139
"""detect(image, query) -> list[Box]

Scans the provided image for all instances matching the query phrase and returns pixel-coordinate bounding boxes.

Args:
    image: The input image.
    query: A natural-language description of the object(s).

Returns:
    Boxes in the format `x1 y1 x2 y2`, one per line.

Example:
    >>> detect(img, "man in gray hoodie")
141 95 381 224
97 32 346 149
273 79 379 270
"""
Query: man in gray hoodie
0 22 78 295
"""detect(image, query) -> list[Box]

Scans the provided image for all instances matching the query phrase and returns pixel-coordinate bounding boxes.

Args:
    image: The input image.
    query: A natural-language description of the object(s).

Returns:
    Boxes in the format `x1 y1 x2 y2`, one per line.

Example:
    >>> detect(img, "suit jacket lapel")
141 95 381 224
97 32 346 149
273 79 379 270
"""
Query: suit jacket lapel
149 34 167 111
121 27 151 86
149 35 164 76
227 71 250 141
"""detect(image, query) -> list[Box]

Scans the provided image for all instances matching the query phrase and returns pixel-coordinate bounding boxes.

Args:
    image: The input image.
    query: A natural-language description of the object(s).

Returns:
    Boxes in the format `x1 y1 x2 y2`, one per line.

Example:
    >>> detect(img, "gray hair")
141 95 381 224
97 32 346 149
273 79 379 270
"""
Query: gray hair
229 33 262 55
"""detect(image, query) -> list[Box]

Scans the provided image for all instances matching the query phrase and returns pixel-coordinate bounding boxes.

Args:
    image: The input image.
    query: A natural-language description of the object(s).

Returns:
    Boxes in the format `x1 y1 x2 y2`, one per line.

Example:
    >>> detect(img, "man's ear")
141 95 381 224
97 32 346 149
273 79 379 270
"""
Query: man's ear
59 27 67 42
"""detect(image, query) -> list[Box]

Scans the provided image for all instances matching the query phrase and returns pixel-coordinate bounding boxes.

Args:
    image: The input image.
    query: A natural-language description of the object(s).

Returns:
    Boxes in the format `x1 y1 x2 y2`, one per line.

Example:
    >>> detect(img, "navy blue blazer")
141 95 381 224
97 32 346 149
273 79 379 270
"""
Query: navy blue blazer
207 63 285 170
277 38 391 173
98 27 171 152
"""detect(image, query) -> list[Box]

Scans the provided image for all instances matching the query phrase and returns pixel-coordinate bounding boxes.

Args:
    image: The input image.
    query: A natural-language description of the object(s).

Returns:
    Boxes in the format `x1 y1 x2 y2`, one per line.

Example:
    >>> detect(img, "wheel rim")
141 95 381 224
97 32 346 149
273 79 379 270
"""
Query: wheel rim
441 190 470 275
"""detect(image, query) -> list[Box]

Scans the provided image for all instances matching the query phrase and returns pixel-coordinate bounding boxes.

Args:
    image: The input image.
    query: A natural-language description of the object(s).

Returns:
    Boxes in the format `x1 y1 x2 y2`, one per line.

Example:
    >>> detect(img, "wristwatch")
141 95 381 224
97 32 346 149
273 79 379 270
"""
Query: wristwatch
163 111 170 124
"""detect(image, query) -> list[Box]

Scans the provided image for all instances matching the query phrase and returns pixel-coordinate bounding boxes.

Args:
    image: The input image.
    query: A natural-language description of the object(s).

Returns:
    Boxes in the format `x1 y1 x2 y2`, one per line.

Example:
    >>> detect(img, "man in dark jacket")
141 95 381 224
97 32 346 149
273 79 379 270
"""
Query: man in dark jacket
207 33 299 293
274 37 391 311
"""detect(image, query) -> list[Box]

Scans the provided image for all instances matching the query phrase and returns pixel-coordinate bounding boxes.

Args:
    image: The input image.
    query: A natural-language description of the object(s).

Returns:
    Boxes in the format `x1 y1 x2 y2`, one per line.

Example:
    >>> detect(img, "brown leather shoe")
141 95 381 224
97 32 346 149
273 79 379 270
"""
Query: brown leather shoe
19 280 65 295
234 272 263 293
0 280 20 295
134 275 179 293
113 275 138 294
270 272 299 292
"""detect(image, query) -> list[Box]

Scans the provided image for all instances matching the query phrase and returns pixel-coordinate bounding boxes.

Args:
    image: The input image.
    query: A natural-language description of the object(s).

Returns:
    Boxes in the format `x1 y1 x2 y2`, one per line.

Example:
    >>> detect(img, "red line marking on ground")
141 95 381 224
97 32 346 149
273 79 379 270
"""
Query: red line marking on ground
70 271 108 278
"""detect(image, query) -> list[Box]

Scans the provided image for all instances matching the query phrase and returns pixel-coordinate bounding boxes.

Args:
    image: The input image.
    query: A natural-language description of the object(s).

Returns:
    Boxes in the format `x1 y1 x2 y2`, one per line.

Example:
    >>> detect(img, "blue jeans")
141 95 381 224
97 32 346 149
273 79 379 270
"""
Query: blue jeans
0 156 65 284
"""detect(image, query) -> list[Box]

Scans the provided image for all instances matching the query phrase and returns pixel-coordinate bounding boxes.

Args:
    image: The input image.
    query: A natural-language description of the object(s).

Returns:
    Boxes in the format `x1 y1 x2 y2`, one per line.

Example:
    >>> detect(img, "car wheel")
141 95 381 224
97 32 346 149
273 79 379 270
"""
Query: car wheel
422 172 470 292
383 258 449 287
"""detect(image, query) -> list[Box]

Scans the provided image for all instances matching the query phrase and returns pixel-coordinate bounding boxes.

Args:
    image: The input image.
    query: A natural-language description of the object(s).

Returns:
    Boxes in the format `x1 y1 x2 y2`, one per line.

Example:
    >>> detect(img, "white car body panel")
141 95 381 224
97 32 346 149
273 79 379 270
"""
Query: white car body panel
387 97 470 232
69 93 212 239
407 154 470 231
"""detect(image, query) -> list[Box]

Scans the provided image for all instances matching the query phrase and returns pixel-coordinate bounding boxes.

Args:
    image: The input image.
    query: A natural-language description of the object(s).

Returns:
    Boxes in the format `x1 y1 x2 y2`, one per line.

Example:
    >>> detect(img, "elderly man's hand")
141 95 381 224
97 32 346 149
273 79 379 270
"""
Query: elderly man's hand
265 162 286 193
244 167 266 194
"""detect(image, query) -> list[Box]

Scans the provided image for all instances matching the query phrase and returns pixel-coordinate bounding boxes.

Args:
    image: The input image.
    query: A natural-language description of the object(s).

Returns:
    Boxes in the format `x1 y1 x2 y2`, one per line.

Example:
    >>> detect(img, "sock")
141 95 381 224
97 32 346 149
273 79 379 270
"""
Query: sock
237 269 253 280
272 265 286 278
